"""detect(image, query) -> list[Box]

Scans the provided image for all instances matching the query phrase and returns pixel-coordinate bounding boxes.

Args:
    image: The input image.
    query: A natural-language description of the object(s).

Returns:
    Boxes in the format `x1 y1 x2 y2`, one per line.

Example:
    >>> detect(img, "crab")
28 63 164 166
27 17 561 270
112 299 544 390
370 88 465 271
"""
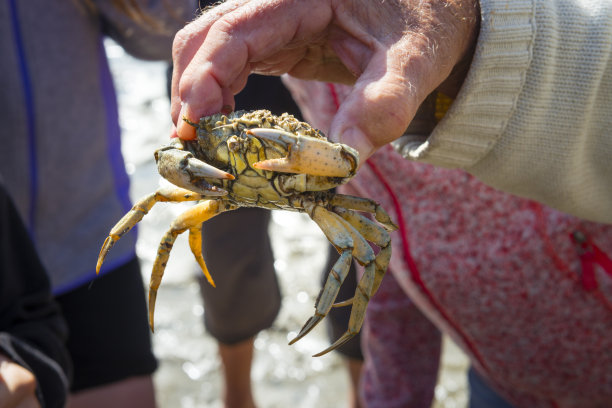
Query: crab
96 110 397 356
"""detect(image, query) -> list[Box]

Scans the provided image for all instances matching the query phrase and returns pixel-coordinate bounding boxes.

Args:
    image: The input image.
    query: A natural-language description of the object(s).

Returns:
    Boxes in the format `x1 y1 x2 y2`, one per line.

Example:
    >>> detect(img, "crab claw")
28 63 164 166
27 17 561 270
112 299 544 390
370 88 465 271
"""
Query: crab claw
246 128 359 177
155 143 233 195
288 314 325 346
313 331 356 357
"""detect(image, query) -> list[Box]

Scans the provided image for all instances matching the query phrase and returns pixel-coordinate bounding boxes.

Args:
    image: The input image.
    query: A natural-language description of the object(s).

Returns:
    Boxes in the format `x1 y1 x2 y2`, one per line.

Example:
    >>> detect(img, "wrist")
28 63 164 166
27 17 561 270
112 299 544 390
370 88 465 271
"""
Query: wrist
0 354 38 408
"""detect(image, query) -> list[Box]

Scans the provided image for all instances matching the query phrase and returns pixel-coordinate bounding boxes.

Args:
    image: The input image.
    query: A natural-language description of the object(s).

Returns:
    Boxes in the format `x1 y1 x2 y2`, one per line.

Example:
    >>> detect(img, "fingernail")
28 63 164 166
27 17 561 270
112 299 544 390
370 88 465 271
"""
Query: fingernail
177 119 197 140
177 105 197 140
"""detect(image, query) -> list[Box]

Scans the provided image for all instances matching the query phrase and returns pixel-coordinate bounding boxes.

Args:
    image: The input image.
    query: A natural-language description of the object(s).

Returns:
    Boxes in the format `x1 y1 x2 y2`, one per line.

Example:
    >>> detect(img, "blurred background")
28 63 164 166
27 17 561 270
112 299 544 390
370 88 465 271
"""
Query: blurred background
106 38 470 408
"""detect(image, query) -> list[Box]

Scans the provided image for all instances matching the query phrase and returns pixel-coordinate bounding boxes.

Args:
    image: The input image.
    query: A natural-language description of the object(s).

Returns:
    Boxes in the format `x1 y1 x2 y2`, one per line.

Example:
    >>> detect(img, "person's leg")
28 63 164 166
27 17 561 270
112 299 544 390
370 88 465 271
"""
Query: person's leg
218 338 256 408
200 207 280 408
361 271 441 408
56 258 157 408
468 368 515 408
67 376 155 408
345 358 364 408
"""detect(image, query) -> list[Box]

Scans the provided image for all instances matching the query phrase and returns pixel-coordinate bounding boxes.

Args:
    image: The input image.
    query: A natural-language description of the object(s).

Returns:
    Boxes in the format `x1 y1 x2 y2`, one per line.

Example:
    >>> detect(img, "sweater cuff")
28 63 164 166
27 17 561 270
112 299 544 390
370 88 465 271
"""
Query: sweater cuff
392 0 535 168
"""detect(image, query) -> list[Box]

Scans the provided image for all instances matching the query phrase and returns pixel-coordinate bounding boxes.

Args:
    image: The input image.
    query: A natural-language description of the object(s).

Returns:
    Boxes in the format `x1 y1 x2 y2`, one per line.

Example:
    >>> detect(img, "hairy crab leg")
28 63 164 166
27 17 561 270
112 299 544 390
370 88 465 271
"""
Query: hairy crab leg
148 199 237 332
96 187 209 275
245 128 359 177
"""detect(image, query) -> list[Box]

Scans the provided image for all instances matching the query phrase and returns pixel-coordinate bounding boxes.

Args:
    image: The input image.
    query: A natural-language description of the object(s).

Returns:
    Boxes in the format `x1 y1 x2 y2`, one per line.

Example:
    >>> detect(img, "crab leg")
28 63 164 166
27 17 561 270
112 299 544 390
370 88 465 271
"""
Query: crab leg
314 261 376 357
330 194 398 231
292 203 377 356
276 174 349 194
288 208 354 345
332 207 392 306
305 203 393 357
188 223 214 288
148 199 236 332
246 128 359 177
96 187 208 275
288 250 353 348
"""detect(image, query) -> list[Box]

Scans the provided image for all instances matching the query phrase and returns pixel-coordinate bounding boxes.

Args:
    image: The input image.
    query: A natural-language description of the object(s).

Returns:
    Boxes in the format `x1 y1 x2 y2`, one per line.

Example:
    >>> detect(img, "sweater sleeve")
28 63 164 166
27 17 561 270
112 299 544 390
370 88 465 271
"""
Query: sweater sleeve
0 183 71 408
393 0 612 224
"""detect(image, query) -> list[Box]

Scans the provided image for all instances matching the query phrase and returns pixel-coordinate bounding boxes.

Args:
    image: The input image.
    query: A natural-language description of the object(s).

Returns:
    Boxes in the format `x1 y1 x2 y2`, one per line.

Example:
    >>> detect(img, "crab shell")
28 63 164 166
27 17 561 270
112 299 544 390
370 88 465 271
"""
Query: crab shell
97 110 397 356
156 110 359 208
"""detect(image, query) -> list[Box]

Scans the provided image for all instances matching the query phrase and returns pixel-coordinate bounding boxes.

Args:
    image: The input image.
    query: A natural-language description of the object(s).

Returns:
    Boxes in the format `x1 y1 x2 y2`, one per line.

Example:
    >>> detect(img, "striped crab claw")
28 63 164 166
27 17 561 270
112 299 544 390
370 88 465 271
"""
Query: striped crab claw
246 128 359 178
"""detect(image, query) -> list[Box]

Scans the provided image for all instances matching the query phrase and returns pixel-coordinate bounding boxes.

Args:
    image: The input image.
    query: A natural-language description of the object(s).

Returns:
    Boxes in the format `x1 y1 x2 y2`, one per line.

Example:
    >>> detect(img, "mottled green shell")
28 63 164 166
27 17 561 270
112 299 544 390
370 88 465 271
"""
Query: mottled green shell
182 110 333 209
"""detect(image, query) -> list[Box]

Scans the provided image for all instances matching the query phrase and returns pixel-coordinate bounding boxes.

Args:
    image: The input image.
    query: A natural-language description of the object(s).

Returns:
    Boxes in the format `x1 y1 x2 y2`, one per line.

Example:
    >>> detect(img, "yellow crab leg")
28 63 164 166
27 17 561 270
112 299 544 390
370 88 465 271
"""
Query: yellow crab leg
188 223 215 288
148 199 236 332
246 128 359 177
96 187 208 275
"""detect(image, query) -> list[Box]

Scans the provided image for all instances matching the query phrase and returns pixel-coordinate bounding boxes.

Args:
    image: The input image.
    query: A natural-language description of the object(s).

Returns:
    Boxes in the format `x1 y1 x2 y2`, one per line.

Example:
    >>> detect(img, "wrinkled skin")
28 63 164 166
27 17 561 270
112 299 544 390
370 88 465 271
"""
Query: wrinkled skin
97 110 397 355
170 0 479 161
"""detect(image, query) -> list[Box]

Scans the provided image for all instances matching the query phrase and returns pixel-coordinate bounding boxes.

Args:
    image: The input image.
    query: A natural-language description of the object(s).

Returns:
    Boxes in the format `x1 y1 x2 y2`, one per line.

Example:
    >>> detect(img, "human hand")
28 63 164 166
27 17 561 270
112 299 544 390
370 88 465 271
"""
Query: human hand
0 353 40 408
170 0 479 161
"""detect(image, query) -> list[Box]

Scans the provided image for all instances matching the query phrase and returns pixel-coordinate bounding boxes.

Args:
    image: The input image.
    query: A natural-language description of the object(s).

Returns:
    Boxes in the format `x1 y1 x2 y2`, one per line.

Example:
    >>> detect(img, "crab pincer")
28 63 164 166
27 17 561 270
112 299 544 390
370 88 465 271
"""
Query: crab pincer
246 128 359 178
155 140 234 195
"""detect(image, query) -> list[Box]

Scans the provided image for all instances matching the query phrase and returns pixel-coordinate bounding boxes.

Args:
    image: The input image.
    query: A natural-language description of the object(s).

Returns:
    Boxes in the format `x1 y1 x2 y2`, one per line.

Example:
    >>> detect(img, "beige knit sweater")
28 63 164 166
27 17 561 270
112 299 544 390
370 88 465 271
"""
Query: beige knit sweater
393 0 612 224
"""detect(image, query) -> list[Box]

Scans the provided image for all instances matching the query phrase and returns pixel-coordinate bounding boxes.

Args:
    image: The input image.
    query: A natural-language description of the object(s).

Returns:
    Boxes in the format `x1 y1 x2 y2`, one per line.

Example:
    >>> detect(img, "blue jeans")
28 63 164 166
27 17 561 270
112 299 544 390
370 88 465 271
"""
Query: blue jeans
468 368 515 408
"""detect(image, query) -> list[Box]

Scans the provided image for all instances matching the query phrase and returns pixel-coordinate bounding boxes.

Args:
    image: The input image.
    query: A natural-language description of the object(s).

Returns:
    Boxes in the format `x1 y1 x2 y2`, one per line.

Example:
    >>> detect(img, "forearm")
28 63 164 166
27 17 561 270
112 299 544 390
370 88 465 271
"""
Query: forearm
396 0 612 223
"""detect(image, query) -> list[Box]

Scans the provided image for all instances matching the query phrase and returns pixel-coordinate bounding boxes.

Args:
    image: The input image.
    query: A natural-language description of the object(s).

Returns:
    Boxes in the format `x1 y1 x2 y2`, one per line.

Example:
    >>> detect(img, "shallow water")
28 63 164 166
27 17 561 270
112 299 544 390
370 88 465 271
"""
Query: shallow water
106 38 469 408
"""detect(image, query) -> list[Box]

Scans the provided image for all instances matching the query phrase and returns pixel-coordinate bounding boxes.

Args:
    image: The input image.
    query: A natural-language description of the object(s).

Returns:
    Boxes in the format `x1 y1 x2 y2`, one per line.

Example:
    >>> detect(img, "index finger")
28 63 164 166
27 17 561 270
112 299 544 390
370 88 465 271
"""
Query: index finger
170 0 250 138
172 0 333 139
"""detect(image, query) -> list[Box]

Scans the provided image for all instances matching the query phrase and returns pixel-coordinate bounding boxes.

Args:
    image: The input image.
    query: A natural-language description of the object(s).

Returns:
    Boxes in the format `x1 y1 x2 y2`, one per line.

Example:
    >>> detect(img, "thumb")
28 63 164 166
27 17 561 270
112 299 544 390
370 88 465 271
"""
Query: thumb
330 53 423 162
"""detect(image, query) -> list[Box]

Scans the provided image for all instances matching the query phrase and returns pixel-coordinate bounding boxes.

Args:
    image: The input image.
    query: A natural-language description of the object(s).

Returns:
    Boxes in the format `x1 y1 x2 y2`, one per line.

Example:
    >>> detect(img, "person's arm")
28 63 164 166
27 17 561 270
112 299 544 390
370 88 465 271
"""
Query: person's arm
170 0 612 223
169 0 479 142
93 0 196 61
0 352 39 408
0 183 71 408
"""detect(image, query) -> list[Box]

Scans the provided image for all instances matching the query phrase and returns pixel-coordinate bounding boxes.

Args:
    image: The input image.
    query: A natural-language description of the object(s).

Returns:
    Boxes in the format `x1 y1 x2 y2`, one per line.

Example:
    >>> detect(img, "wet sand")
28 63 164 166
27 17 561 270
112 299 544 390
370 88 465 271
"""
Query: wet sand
107 39 470 408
